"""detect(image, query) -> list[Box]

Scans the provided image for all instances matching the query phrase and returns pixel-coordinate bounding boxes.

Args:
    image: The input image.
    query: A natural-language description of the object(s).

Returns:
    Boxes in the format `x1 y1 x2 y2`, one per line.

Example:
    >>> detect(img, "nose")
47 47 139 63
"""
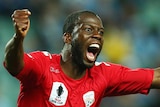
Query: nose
92 33 102 41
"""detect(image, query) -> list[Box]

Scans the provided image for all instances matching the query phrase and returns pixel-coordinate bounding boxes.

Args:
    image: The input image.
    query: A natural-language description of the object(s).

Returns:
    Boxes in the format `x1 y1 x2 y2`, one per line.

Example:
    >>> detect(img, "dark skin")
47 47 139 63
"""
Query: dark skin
61 13 104 79
4 9 160 89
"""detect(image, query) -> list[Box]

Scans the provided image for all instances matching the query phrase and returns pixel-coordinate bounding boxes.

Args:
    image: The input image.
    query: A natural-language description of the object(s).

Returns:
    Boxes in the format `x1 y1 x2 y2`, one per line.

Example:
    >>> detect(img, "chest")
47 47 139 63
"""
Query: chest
41 66 106 107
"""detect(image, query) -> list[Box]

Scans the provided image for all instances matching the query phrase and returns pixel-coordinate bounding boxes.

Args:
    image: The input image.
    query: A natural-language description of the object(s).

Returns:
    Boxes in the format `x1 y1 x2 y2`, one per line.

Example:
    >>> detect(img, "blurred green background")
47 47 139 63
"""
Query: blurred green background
0 0 160 107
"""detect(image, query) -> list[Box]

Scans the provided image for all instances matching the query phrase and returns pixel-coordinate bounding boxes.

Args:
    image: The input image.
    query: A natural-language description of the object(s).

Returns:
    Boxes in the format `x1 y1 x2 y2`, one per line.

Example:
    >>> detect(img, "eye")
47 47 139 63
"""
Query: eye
98 30 104 36
84 27 93 33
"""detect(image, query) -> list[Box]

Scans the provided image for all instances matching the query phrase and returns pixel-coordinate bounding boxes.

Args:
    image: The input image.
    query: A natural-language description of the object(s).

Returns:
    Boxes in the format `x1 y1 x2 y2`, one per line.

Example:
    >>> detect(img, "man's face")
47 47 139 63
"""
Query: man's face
71 13 104 68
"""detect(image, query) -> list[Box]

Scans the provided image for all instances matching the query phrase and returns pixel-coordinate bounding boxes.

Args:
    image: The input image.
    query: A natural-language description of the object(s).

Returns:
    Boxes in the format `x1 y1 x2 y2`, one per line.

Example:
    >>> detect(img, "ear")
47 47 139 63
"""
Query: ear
63 33 72 43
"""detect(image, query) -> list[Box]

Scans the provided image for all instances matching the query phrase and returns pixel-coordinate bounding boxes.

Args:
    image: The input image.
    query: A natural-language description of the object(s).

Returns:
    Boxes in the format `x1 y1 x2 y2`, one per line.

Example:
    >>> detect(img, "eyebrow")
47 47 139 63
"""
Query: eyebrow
80 23 104 30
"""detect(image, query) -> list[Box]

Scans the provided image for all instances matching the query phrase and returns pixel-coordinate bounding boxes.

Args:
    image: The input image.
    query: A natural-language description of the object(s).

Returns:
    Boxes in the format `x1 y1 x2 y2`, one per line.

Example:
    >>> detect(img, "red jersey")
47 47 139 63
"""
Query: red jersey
10 51 153 107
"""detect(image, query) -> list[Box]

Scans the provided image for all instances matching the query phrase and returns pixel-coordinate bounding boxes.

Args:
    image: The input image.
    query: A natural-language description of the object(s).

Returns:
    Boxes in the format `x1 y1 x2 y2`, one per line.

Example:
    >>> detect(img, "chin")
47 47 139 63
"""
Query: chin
83 60 95 68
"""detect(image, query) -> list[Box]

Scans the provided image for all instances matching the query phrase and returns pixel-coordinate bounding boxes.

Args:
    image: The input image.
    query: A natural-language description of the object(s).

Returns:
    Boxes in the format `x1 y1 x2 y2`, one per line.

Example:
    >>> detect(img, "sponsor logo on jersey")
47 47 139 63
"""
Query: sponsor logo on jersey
49 82 68 106
83 91 95 107
50 67 60 73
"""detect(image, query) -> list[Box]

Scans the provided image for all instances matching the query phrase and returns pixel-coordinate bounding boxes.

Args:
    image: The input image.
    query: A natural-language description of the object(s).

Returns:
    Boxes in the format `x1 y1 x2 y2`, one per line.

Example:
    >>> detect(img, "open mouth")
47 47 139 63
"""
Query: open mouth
86 44 100 62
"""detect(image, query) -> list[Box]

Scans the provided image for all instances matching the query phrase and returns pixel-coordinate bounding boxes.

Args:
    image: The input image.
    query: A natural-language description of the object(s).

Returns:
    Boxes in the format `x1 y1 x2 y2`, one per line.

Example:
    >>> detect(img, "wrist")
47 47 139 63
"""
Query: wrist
13 34 24 40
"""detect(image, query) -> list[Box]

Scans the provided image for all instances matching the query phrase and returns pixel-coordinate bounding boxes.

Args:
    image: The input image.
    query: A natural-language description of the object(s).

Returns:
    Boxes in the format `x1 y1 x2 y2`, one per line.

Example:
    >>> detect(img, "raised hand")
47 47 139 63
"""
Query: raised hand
12 9 31 37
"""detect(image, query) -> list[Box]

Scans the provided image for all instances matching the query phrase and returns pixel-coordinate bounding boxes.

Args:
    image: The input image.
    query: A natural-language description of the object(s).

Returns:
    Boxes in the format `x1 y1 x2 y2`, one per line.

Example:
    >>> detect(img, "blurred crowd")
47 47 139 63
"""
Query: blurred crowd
0 0 160 107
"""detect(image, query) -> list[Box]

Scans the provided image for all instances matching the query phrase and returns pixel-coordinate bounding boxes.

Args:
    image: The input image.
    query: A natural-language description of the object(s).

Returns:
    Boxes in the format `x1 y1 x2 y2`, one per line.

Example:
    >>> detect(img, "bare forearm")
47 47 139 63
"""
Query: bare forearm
4 34 24 76
4 9 31 76
151 67 160 89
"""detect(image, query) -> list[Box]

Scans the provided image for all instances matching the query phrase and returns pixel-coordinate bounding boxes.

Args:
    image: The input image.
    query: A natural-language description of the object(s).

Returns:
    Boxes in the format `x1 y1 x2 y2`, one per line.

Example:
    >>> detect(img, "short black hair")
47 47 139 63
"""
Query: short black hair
63 10 97 34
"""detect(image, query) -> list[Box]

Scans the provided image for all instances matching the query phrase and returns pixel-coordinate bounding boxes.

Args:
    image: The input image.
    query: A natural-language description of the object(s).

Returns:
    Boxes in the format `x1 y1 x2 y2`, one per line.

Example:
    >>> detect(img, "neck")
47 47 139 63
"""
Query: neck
60 44 86 79
61 60 86 79
61 43 72 62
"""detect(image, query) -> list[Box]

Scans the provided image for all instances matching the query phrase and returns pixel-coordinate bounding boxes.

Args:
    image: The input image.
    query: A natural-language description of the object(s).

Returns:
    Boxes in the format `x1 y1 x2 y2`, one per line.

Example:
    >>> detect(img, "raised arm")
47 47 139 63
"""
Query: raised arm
151 67 160 89
4 9 31 76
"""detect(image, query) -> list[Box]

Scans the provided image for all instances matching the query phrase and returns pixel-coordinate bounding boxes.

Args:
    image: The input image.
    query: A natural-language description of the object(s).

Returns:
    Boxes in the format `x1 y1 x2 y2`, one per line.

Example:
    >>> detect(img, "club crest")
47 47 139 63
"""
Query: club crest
49 82 68 106
83 91 95 107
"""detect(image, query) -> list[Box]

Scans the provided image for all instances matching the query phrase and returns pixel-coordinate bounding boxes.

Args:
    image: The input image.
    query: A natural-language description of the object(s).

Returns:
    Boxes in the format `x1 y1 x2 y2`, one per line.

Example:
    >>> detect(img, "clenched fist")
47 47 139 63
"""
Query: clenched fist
12 9 31 37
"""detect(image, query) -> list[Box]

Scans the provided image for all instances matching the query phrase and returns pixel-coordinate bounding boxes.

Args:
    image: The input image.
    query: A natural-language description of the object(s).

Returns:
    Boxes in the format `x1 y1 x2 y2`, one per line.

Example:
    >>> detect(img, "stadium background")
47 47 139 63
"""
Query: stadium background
0 0 160 107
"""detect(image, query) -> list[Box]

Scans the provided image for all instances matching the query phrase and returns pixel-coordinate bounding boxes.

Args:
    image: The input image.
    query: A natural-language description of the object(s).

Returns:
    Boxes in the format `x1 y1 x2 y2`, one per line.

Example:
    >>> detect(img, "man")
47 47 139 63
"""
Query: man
3 9 160 107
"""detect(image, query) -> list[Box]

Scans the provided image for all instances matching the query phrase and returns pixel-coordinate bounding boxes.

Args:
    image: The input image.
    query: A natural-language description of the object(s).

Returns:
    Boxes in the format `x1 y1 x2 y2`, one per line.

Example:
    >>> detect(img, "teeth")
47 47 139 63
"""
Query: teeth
89 44 100 48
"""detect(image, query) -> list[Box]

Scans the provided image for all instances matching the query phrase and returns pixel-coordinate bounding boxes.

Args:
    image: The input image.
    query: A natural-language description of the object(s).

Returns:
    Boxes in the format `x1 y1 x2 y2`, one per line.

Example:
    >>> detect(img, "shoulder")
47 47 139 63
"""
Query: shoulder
91 62 129 76
26 51 51 57
93 62 122 69
25 51 60 60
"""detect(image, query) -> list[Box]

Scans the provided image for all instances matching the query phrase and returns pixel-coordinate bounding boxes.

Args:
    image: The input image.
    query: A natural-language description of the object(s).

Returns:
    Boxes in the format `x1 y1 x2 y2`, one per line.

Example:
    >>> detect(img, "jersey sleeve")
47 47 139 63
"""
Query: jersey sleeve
15 51 50 87
101 62 154 97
